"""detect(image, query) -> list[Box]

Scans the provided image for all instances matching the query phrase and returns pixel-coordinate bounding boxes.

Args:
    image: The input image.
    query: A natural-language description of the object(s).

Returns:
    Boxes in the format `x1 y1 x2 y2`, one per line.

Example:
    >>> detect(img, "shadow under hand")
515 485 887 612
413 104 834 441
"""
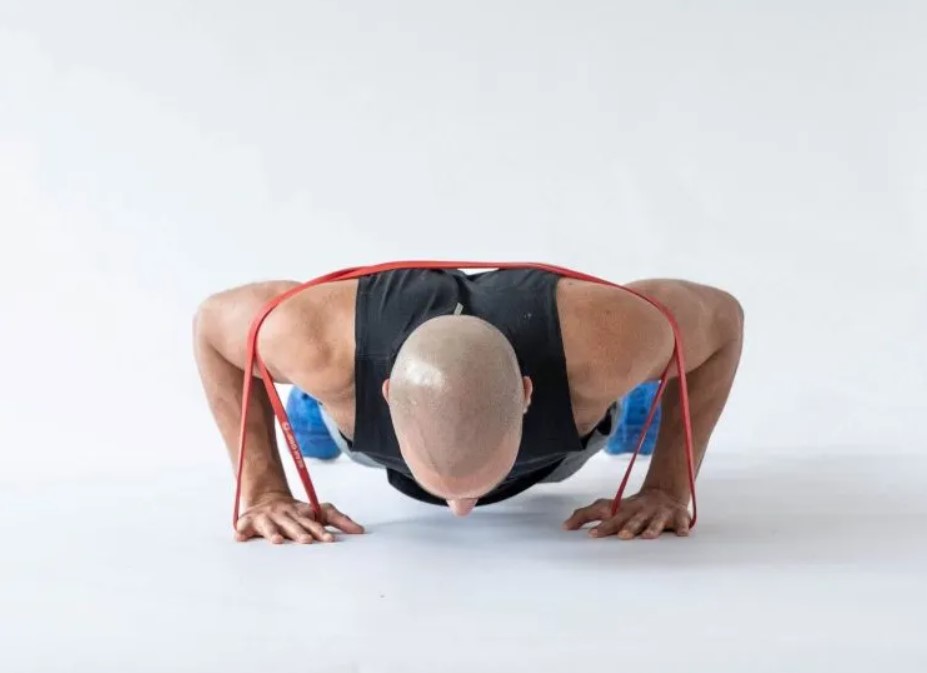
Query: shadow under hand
369 453 927 571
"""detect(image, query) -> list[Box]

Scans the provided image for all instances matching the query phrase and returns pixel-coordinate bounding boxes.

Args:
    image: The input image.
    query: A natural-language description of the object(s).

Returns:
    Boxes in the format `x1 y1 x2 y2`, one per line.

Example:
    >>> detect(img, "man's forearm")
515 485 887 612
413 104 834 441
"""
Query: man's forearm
194 333 291 507
641 334 743 502
236 389 292 505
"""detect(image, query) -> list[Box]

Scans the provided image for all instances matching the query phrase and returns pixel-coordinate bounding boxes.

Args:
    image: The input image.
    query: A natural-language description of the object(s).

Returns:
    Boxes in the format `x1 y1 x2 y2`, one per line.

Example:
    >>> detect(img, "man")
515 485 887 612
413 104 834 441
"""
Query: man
194 266 744 544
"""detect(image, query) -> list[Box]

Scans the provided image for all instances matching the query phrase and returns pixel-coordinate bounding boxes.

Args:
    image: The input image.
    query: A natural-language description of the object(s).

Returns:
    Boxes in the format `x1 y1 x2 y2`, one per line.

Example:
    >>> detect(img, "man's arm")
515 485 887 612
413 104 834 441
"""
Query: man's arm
193 281 298 508
564 279 744 539
627 280 745 502
193 281 363 543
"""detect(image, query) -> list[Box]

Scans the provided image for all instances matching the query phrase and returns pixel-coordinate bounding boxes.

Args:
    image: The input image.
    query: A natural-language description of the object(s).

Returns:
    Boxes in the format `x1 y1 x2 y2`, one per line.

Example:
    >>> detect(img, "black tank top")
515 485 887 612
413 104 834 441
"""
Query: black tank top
353 268 588 506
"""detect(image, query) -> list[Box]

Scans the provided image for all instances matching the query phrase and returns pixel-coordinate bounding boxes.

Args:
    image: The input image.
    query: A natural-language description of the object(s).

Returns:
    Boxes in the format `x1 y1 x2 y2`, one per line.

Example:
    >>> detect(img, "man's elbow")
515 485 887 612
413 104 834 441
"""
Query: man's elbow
716 290 745 345
193 293 223 347
193 296 215 341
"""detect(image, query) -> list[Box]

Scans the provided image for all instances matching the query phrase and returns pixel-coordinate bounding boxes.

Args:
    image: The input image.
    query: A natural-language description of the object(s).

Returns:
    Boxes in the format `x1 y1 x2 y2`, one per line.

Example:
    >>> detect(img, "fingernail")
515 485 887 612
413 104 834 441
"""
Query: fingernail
323 534 334 542
589 529 598 537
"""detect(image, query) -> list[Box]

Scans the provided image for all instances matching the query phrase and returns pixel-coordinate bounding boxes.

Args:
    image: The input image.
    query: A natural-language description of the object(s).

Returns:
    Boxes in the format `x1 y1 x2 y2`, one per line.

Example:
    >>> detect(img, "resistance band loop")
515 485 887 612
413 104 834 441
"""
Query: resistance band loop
234 261 698 529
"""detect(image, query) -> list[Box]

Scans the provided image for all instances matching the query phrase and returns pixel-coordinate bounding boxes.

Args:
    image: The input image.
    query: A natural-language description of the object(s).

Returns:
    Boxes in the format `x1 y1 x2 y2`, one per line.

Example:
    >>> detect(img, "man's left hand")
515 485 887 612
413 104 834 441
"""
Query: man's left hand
563 489 691 540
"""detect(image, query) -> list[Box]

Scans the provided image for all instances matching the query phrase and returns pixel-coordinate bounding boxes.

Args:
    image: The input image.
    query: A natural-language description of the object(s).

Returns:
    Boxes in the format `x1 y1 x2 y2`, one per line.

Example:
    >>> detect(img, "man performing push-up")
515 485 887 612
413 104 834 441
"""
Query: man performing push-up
194 264 744 544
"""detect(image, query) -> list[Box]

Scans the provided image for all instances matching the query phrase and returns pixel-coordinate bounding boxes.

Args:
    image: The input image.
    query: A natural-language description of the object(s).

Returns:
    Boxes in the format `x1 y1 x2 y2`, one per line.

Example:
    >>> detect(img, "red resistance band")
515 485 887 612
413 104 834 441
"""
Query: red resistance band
235 261 698 530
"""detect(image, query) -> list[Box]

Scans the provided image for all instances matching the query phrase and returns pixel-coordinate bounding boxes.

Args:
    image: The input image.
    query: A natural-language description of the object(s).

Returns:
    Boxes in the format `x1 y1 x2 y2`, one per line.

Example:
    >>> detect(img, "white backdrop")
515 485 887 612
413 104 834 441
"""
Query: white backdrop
1 1 925 485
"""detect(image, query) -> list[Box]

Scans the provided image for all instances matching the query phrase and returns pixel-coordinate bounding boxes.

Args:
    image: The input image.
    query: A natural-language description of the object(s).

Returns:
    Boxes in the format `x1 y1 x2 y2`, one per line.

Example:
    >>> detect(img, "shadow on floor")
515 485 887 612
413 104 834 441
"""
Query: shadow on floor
368 453 926 571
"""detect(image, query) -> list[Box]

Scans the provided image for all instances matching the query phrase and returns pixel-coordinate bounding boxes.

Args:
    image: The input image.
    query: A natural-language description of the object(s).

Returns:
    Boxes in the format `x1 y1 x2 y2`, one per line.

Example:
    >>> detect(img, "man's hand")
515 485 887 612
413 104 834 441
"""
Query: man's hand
235 494 365 544
563 489 691 540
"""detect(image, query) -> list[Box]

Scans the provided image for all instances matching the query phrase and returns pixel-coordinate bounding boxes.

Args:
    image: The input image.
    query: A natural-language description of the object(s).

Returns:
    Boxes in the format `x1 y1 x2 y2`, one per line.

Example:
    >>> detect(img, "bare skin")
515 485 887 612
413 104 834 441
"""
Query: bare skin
193 274 744 544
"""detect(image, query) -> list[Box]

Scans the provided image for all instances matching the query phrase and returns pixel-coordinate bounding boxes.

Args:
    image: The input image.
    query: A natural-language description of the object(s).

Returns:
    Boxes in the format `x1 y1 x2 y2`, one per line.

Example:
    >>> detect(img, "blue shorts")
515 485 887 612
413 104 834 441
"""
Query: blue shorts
287 382 662 461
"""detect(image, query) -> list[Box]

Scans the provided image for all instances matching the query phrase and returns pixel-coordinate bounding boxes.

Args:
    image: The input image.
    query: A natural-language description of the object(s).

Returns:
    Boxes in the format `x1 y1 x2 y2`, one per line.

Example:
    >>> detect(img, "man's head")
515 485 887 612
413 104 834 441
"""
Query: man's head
382 315 532 517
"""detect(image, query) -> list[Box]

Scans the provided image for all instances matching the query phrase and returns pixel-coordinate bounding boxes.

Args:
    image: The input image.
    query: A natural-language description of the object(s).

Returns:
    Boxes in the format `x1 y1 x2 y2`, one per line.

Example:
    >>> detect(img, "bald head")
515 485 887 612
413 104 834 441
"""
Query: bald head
384 315 531 512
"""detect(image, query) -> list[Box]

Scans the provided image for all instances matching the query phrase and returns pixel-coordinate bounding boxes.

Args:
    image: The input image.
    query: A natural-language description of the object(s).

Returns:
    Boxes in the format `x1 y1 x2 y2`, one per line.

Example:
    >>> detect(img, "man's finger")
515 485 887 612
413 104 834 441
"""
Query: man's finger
589 507 637 538
641 510 671 540
274 513 314 544
235 517 256 541
563 503 608 530
253 514 285 544
234 520 257 542
288 512 334 542
322 505 365 534
673 510 691 537
293 502 322 518
617 510 651 540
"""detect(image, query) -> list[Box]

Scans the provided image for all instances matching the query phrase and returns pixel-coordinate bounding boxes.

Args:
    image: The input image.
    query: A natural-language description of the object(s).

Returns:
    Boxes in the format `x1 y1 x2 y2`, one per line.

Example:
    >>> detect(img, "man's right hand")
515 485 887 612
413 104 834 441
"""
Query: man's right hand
235 494 365 544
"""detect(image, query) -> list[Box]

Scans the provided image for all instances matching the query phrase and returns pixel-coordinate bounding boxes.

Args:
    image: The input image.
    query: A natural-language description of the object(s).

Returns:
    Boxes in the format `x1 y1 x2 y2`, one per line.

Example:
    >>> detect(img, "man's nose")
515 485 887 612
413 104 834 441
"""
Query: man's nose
447 499 477 517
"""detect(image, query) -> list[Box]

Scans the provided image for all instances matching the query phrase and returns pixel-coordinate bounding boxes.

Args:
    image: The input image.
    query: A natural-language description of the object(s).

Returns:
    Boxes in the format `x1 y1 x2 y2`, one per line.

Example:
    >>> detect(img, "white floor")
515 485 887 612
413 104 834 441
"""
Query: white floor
2 450 926 673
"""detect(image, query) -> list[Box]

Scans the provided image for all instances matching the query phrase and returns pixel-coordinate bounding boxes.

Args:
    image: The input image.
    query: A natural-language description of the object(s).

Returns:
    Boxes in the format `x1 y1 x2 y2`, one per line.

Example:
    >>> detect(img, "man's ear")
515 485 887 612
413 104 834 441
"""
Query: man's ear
522 376 533 413
382 378 391 403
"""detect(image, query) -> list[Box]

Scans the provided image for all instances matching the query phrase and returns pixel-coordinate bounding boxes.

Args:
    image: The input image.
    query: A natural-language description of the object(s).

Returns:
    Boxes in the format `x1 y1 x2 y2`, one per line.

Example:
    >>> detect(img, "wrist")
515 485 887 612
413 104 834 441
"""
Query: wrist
640 477 690 506
243 481 292 510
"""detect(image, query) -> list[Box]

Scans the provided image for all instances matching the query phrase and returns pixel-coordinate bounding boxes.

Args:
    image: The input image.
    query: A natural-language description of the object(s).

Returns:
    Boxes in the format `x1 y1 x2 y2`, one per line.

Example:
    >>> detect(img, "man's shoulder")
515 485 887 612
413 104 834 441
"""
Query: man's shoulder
556 278 674 397
555 277 657 330
259 279 358 391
